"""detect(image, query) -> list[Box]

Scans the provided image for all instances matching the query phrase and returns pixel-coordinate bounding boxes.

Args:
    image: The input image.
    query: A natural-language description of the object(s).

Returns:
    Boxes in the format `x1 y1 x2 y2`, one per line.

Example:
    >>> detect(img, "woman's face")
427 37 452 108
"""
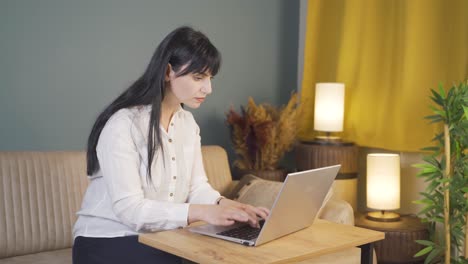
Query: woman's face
166 64 213 109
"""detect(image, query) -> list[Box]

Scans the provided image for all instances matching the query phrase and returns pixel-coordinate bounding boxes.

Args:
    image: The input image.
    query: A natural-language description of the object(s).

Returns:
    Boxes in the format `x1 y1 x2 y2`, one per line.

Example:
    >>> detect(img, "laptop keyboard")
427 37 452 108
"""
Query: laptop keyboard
216 220 265 240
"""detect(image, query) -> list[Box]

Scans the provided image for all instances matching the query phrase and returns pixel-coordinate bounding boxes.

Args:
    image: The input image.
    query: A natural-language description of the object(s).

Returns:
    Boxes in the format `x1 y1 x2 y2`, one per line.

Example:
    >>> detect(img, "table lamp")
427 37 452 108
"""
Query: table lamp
295 82 359 211
366 153 401 222
314 83 345 141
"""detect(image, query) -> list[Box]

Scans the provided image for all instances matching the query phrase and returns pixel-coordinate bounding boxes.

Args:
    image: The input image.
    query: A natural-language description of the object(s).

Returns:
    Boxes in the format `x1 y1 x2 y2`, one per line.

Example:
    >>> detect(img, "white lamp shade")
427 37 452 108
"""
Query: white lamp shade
314 83 345 132
366 154 400 210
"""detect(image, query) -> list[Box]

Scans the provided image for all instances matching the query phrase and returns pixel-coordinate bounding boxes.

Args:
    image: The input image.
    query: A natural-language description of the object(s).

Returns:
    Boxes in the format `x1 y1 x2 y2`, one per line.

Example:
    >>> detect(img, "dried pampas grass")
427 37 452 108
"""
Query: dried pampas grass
226 93 301 170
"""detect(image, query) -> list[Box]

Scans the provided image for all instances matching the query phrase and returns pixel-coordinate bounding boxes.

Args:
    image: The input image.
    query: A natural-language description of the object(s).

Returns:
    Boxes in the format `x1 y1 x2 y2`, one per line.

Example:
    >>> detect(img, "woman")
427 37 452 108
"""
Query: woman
72 26 269 264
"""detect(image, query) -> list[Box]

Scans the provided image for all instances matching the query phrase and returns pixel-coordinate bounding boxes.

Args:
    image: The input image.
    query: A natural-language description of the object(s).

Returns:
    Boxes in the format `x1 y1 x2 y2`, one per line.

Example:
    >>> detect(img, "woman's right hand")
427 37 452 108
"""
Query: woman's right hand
188 204 253 226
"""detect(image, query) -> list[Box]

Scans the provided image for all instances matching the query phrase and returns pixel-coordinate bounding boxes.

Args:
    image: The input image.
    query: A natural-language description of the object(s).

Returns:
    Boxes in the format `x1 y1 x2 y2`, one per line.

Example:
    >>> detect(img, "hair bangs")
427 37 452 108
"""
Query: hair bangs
177 39 221 77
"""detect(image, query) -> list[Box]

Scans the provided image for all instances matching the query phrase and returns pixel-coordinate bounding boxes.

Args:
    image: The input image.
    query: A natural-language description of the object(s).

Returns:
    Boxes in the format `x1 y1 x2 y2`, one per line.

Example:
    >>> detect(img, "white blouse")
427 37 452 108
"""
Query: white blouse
73 105 221 238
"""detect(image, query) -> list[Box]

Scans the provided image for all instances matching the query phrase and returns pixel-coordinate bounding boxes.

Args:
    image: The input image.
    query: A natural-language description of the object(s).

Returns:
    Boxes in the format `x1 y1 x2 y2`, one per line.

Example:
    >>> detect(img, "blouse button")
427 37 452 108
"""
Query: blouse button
170 193 174 197
173 176 177 180
171 123 174 126
168 138 173 143
172 157 175 161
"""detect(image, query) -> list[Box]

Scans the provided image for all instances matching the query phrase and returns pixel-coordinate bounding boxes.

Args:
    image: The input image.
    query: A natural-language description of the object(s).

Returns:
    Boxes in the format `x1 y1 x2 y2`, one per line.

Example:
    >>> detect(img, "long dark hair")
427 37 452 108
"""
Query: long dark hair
86 26 221 180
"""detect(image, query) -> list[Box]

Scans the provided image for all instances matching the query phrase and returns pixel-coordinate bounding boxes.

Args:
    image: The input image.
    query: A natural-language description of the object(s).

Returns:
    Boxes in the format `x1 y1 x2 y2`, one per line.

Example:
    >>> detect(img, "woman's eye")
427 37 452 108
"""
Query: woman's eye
194 76 203 81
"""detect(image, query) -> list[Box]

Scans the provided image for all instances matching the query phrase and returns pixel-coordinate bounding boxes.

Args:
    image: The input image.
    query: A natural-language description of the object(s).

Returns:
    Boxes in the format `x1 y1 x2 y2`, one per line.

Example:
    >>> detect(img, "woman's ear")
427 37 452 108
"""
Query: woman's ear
165 64 173 81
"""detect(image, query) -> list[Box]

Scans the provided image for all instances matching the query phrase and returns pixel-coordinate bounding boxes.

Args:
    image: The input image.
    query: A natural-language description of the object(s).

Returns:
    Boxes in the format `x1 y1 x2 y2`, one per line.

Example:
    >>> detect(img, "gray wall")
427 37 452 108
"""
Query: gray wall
0 0 299 165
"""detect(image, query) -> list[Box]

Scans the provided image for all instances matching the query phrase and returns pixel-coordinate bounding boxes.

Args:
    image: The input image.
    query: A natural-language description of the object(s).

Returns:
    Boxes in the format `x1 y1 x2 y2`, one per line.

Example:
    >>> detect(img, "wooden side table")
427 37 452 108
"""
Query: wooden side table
355 213 429 264
295 140 359 211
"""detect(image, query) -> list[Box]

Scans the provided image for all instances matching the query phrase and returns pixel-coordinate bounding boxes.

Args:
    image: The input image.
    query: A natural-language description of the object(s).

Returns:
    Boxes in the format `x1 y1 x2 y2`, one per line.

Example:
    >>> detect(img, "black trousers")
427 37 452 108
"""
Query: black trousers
72 236 183 264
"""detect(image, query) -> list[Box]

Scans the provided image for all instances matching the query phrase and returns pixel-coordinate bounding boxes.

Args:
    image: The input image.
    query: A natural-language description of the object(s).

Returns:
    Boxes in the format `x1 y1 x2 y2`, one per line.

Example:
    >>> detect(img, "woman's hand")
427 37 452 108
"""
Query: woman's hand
218 198 269 228
188 199 270 228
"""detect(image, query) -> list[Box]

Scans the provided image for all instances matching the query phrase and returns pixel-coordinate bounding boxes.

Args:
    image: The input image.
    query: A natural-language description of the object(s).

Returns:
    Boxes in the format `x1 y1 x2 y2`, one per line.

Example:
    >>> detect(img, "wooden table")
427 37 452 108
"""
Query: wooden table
139 219 385 264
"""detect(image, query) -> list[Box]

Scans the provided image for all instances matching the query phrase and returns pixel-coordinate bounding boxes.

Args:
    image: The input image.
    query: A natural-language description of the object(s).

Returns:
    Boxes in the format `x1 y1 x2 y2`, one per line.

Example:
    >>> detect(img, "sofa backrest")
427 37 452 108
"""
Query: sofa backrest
200 145 233 196
0 151 88 259
0 146 233 259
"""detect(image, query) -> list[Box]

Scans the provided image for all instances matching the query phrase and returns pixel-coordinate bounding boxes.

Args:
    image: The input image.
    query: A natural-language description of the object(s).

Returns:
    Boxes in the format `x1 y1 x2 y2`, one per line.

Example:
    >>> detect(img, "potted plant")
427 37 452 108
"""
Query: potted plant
226 93 300 181
413 81 468 264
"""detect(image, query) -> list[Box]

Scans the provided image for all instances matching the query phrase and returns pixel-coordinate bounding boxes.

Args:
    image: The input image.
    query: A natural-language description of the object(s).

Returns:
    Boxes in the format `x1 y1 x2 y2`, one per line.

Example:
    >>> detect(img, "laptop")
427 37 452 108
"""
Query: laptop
188 164 341 247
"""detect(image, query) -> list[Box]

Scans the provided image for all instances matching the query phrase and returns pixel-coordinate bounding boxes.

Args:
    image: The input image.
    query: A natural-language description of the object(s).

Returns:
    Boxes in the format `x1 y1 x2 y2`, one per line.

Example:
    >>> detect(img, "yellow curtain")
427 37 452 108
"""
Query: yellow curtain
300 0 468 152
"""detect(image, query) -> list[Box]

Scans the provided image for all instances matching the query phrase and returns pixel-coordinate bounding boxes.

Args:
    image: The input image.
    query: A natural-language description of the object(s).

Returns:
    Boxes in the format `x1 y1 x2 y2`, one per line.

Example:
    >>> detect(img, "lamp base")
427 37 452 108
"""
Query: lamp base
314 131 342 142
366 211 401 222
315 135 342 141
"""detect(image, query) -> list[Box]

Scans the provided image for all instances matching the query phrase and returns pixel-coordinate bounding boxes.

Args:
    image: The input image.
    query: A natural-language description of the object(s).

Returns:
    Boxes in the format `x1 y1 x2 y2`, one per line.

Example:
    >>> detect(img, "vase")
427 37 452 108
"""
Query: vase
237 168 287 182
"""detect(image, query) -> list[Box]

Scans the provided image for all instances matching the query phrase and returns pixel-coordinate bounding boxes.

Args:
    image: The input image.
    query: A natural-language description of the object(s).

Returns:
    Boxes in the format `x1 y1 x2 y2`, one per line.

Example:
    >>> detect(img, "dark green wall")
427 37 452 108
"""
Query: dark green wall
0 0 299 165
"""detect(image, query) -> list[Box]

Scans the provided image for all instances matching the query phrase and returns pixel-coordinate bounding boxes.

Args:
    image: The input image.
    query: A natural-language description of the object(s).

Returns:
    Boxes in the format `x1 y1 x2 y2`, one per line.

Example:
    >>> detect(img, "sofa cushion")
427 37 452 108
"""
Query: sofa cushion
0 249 71 264
318 198 355 225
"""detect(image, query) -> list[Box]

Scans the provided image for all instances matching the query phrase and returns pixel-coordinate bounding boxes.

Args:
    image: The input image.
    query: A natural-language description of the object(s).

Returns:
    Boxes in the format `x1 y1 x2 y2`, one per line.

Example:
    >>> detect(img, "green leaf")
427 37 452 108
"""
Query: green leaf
424 247 442 264
425 114 443 124
415 240 435 247
421 167 438 174
433 109 446 118
422 156 440 167
413 163 431 168
413 199 434 205
431 89 444 106
420 192 436 200
424 114 441 120
414 246 433 257
426 181 441 192
429 118 443 124
438 84 446 99
419 205 436 215
431 132 444 142
420 146 440 153
437 178 451 184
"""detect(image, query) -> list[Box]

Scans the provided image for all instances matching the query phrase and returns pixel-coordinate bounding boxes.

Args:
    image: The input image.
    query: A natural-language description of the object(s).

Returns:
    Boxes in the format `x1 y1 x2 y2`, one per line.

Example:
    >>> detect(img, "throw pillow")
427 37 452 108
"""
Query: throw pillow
231 174 283 209
231 174 334 213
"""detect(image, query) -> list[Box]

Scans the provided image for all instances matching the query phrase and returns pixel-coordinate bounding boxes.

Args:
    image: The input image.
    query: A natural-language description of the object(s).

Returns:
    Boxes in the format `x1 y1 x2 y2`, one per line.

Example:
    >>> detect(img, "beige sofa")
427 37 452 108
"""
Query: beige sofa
0 145 357 264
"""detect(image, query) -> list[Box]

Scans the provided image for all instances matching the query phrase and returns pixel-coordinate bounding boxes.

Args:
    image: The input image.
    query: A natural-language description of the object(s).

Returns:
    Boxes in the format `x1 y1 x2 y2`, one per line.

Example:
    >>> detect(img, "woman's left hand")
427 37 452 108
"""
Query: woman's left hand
218 198 270 228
